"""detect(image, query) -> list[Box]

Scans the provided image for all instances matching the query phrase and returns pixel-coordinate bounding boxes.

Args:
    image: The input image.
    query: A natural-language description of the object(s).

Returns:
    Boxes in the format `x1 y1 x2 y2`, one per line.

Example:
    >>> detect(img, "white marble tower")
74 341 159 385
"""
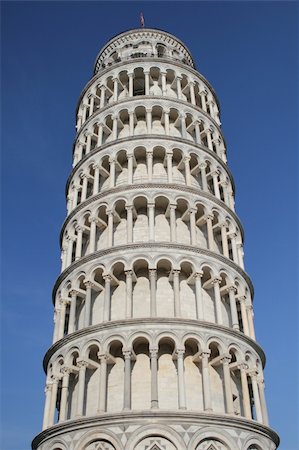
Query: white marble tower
32 28 279 450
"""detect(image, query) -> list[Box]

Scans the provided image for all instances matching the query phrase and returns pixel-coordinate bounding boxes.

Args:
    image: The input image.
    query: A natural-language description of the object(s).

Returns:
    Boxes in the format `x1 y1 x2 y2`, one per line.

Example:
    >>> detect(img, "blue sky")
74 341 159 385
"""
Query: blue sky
1 1 298 449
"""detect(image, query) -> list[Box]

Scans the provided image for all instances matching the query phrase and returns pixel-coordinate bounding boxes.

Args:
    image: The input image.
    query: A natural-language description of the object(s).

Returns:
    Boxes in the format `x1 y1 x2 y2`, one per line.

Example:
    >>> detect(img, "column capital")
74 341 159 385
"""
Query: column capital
84 280 97 289
194 271 203 279
69 289 80 298
200 350 211 359
149 268 157 277
204 214 214 221
97 352 108 362
75 224 84 233
175 348 185 358
125 269 133 276
122 349 132 360
257 376 265 385
77 360 88 369
44 384 52 393
238 362 249 371
103 274 112 282
227 284 237 293
172 269 181 276
89 215 98 223
149 347 159 357
211 277 222 285
248 368 259 378
220 354 232 365
61 366 73 375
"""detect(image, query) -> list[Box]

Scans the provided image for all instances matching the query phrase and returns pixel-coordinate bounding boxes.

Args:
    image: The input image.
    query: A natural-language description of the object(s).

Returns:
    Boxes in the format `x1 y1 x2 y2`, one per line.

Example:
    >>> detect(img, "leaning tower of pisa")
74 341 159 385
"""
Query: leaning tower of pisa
32 28 280 450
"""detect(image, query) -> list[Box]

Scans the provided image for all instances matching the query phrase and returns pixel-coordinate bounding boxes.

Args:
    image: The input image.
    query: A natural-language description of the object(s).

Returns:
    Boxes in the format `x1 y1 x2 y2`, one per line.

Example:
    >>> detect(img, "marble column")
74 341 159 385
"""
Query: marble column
107 210 114 247
148 203 155 241
212 278 223 325
125 270 133 318
150 348 159 409
89 217 97 253
149 269 157 317
93 165 100 195
228 286 239 330
146 150 153 182
176 349 186 409
123 350 132 410
68 291 77 334
194 272 204 320
76 361 88 417
59 367 71 422
103 275 111 322
84 281 93 327
251 372 263 423
239 296 250 336
206 215 214 250
239 363 252 419
98 353 107 412
173 269 181 318
189 208 197 245
221 355 234 414
221 223 229 258
75 226 83 260
42 384 52 429
126 205 133 243
258 377 269 425
201 351 212 411
169 204 177 242
166 151 173 183
48 377 59 426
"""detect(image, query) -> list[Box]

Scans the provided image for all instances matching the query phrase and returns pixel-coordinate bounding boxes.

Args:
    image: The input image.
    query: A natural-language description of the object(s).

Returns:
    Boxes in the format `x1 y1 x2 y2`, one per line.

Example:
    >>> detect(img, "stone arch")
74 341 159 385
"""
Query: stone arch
242 437 269 450
48 439 68 450
189 427 239 450
74 429 122 450
125 424 186 450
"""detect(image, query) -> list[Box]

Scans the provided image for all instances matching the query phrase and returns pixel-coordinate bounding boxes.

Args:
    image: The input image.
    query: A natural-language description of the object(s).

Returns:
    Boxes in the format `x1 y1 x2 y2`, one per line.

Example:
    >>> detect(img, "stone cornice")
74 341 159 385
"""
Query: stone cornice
42 317 265 371
75 95 223 145
67 135 234 193
75 57 221 116
32 410 279 450
74 96 225 149
61 183 243 244
52 243 254 300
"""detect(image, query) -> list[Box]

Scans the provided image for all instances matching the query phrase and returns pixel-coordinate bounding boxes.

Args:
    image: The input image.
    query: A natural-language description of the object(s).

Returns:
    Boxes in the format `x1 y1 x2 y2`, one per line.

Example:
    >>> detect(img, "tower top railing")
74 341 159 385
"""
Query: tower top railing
94 28 195 74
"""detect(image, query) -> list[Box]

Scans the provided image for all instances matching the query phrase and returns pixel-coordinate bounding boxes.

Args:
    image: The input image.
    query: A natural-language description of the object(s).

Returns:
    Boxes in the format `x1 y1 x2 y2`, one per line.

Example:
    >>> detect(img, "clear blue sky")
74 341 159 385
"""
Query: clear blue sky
1 2 298 449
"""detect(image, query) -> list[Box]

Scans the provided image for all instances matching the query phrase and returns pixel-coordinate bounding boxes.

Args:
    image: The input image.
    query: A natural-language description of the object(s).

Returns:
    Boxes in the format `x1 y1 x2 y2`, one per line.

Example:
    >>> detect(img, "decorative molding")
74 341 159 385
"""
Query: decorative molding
31 410 280 450
61 183 242 243
42 317 265 371
53 243 253 301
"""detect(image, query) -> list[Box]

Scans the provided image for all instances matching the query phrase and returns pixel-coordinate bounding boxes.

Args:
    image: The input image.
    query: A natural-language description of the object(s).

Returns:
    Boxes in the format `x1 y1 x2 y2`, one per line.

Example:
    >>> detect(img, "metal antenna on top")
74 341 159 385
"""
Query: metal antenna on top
140 12 145 28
